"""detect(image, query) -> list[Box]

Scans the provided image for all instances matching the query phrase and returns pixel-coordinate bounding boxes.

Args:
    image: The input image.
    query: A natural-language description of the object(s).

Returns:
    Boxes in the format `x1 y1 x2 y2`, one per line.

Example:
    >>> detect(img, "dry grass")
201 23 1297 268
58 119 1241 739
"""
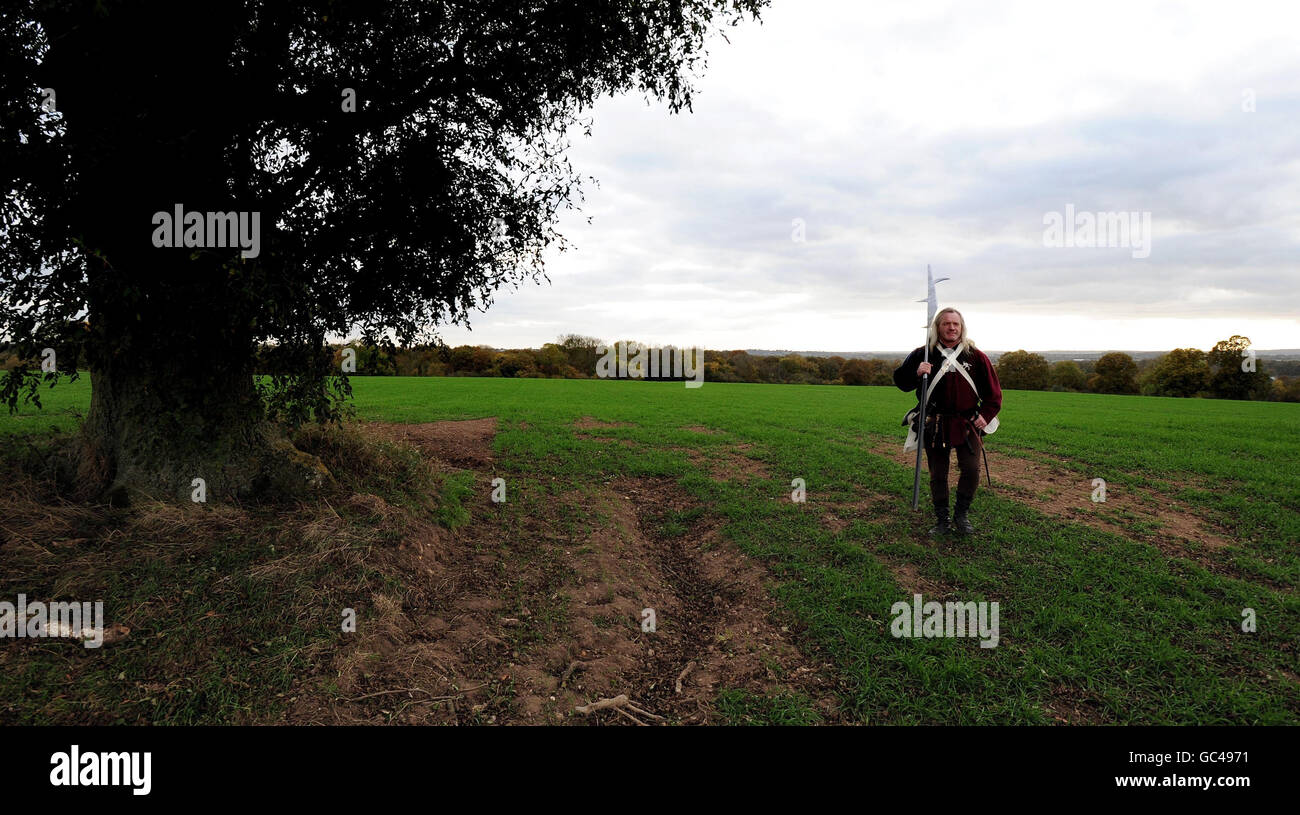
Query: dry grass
0 423 470 725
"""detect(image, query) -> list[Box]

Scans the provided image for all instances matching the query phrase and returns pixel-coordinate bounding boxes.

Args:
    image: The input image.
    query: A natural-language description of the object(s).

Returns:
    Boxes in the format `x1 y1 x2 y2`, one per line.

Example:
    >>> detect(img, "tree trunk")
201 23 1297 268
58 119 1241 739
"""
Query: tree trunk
34 7 332 503
79 341 330 503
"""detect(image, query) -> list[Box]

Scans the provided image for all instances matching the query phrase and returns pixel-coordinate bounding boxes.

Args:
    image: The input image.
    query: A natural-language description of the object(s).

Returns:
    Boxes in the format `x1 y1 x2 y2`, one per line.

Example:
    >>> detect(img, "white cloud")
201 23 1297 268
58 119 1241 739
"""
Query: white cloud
437 0 1300 352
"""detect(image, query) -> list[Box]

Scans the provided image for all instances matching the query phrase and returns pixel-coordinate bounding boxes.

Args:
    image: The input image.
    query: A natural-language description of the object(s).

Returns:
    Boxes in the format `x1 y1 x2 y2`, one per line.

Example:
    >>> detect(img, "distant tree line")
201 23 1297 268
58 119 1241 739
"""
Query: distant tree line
292 331 1299 402
8 332 1295 403
283 336 903 387
995 335 1298 401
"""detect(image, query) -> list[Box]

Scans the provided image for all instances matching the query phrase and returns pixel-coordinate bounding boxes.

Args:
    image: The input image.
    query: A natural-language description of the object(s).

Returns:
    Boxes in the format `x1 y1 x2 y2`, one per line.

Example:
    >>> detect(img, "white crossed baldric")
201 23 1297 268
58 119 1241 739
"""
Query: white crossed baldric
924 342 977 401
902 340 998 452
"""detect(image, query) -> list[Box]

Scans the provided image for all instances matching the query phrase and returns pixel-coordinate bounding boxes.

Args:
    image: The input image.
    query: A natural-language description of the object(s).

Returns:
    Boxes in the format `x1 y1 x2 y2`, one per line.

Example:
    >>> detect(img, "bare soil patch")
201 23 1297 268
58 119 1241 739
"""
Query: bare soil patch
879 559 957 599
1043 685 1106 724
366 418 497 469
572 417 640 448
305 423 839 725
818 494 894 534
574 418 768 483
865 436 1244 573
684 442 771 482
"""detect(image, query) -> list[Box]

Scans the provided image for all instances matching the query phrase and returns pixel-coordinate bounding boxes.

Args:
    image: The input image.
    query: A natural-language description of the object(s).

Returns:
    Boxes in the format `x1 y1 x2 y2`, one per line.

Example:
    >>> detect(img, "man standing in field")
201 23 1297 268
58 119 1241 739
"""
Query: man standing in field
893 307 1003 536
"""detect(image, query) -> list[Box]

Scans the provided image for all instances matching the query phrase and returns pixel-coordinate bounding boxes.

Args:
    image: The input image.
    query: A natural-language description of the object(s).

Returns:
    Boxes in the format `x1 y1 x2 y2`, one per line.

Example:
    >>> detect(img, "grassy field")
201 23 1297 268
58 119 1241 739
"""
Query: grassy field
2 375 1297 724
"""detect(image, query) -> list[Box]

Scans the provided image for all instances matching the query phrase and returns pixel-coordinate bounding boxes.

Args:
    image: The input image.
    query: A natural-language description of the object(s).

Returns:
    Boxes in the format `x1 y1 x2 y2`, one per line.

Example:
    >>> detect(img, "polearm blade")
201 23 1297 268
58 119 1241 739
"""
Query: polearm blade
911 265 948 510
917 264 950 324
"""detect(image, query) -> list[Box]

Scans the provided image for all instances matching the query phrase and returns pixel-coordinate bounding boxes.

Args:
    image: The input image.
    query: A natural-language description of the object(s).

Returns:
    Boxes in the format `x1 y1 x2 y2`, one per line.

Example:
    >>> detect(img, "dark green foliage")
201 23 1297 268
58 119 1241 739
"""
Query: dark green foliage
1 0 766 495
1089 352 1140 394
997 350 1050 390
1143 348 1209 398
1050 360 1087 391
1207 335 1271 401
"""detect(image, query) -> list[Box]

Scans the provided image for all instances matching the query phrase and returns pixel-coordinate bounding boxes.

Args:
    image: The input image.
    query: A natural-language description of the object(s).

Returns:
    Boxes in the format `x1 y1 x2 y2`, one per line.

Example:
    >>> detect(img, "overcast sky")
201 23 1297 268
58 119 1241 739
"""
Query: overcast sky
436 0 1300 353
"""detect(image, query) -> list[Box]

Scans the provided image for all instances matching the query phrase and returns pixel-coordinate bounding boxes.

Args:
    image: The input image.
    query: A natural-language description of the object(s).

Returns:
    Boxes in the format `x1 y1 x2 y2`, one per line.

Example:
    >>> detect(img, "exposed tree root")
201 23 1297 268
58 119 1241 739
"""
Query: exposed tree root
575 694 665 725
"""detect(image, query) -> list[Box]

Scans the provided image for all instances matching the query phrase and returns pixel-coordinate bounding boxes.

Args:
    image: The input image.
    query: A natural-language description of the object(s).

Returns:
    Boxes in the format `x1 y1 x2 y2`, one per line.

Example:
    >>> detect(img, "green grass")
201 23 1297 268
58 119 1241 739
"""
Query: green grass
433 470 476 530
0 502 380 725
716 688 823 725
0 372 91 436
3 375 1297 724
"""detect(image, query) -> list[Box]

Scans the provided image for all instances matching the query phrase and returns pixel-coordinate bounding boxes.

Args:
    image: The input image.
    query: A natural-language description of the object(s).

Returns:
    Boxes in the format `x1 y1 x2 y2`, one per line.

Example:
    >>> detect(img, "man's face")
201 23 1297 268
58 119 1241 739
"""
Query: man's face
938 313 962 345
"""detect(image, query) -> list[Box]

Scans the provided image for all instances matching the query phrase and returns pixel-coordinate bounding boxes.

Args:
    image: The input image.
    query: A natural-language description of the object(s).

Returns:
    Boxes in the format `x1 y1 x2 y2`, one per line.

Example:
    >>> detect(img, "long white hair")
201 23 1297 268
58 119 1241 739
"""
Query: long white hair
926 307 978 350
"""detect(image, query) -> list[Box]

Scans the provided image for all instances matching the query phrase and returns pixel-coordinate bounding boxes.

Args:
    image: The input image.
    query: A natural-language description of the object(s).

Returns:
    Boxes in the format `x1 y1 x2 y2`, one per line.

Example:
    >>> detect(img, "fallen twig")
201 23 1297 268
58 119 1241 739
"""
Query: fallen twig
626 702 664 721
345 687 426 702
675 660 696 694
344 683 485 703
574 694 663 723
615 706 648 726
576 694 628 714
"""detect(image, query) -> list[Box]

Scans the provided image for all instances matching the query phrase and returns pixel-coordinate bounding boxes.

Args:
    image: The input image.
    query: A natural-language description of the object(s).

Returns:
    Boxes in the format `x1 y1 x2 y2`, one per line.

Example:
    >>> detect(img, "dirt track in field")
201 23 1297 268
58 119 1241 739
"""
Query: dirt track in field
864 435 1259 581
301 419 841 725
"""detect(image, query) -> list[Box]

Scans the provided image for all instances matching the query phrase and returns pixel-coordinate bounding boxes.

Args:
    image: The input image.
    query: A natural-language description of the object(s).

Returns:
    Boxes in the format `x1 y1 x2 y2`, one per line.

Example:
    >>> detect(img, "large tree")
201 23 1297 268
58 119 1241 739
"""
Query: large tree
1049 359 1087 391
1207 335 1269 401
1088 352 1139 394
1142 348 1209 398
1 1 766 500
995 349 1049 391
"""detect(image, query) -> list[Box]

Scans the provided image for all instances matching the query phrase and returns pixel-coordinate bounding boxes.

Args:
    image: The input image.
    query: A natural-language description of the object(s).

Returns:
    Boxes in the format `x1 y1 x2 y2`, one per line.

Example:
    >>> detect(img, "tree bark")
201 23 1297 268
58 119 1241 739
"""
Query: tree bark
79 334 330 503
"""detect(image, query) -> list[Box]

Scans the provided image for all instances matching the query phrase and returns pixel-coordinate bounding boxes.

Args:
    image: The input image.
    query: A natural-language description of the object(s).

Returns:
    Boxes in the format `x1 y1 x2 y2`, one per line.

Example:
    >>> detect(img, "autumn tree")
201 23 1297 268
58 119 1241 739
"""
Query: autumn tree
778 354 818 383
1088 352 1140 394
495 350 537 378
534 344 569 377
815 355 844 383
556 334 603 376
1271 376 1300 403
728 351 759 383
996 350 1050 390
840 358 870 386
448 346 496 375
1 1 766 499
864 358 894 386
1142 348 1209 398
1207 335 1269 400
1050 360 1087 391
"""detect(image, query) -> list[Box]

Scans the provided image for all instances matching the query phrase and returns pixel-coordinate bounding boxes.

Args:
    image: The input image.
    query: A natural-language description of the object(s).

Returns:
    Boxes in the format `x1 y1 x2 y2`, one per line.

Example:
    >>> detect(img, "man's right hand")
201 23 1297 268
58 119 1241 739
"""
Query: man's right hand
917 361 932 376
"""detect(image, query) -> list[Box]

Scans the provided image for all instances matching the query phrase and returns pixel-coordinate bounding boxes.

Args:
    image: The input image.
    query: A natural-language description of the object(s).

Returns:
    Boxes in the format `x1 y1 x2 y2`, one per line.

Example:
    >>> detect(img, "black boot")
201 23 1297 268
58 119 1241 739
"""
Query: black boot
953 494 975 535
928 504 950 537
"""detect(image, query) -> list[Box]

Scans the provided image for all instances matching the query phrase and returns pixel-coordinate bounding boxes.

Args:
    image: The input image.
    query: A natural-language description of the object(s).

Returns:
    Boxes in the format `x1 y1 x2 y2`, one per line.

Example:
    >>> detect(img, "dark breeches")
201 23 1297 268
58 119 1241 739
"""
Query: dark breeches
925 434 982 508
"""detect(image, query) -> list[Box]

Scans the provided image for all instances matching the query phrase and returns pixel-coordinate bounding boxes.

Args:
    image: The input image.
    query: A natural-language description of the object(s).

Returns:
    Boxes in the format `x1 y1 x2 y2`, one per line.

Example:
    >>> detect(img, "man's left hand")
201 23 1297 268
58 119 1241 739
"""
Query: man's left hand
972 416 987 430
